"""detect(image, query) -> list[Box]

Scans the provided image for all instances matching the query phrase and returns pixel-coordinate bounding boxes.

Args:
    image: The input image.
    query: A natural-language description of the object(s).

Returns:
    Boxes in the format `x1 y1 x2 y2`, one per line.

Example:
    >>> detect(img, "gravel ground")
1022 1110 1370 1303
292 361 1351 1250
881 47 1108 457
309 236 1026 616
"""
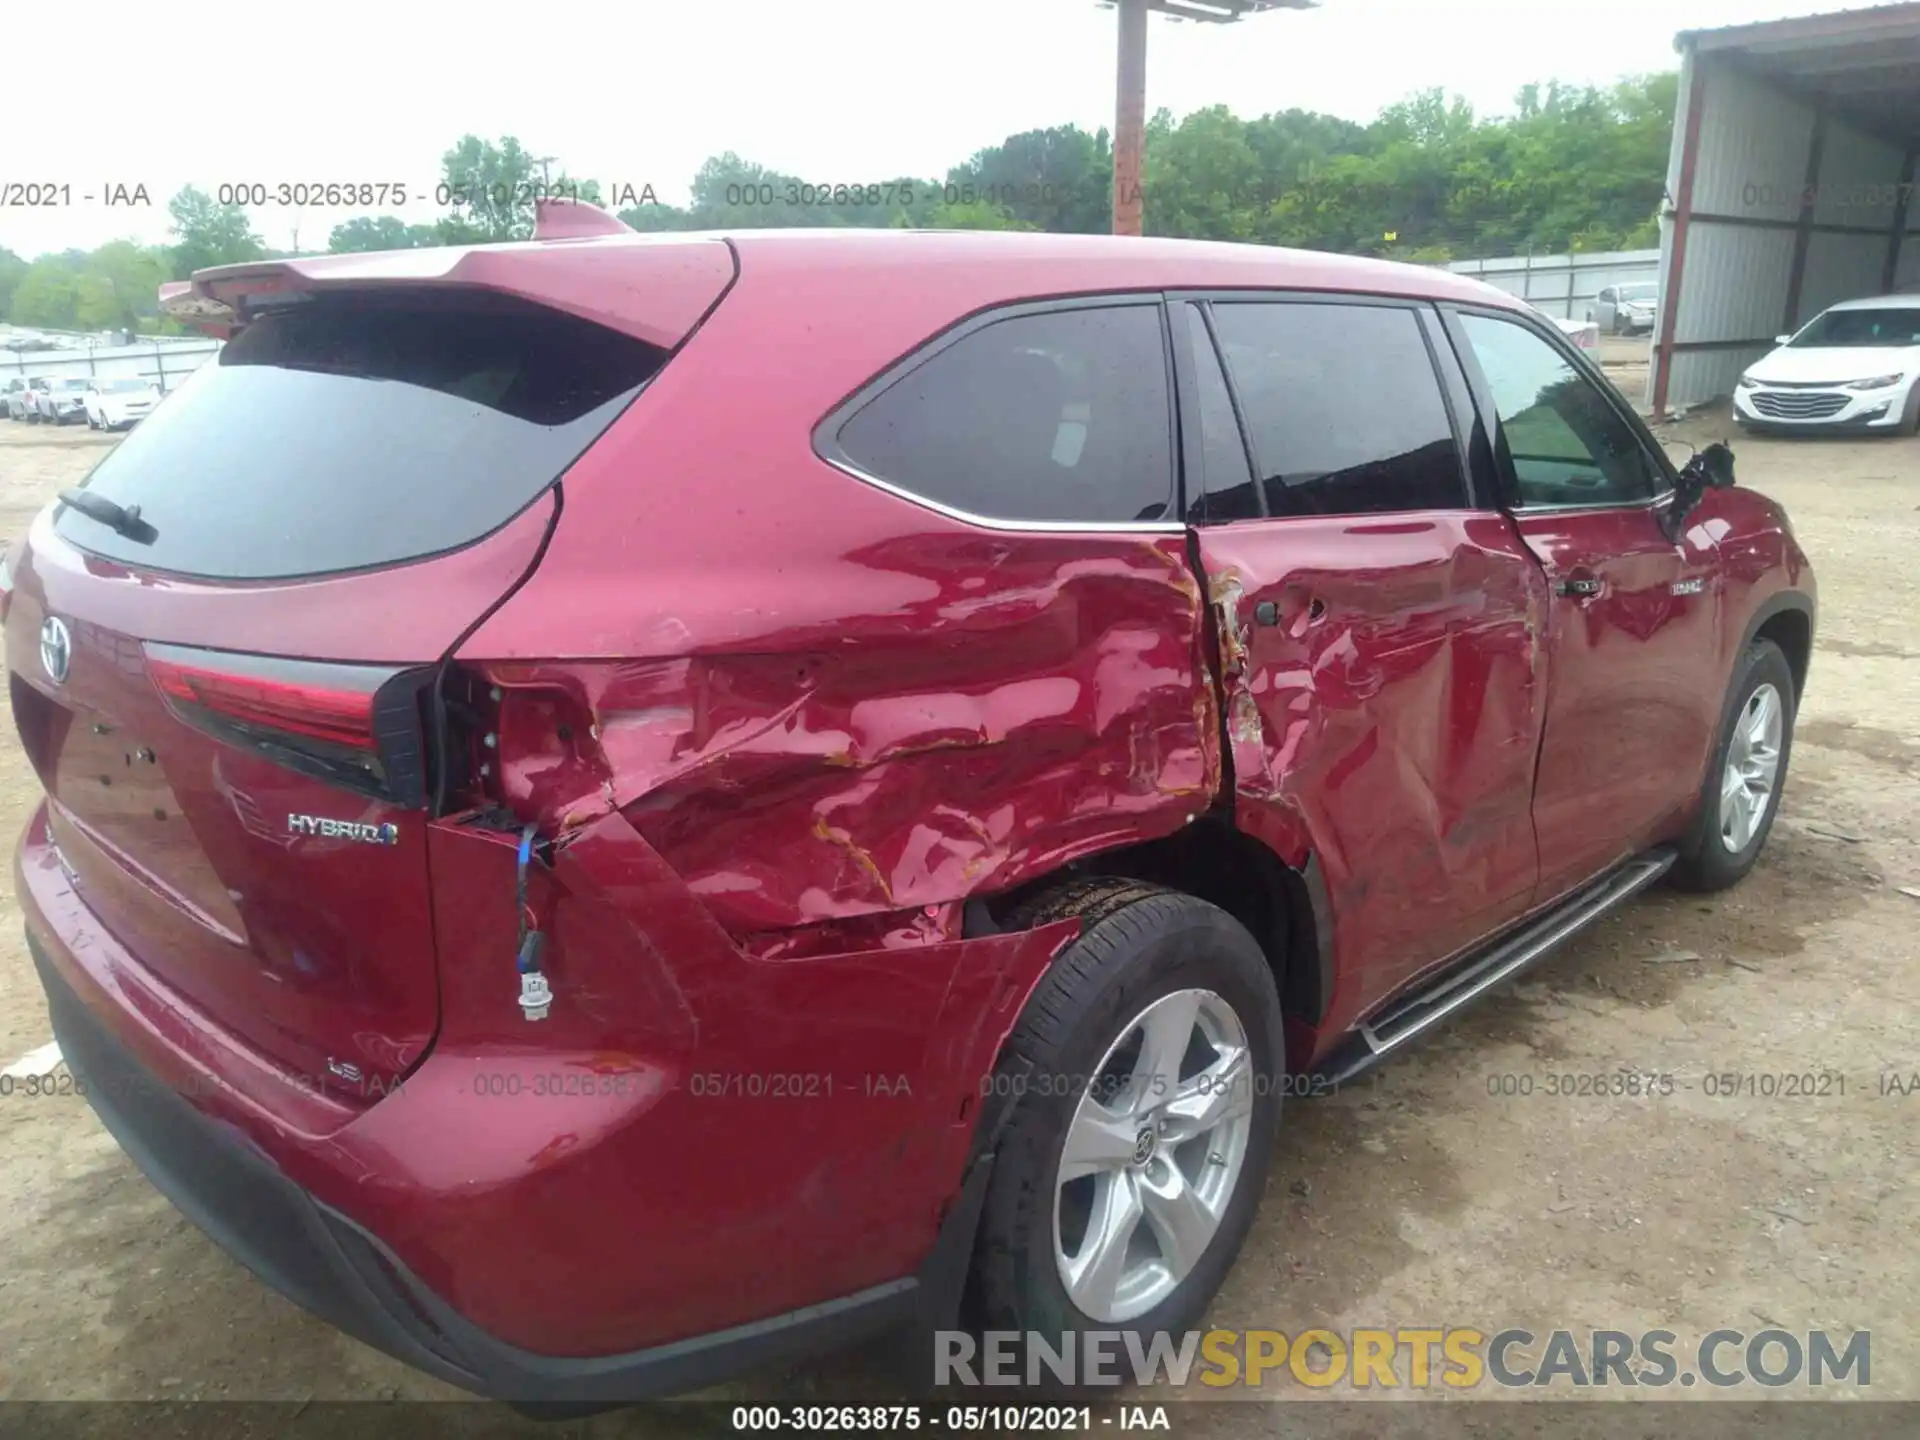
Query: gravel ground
0 391 1914 1435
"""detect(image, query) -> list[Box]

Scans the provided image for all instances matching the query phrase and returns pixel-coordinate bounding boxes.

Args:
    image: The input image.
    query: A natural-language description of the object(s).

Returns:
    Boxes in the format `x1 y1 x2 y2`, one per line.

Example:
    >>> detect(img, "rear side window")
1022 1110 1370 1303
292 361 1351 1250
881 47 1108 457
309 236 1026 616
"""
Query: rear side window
55 291 669 580
828 305 1175 525
1209 301 1467 517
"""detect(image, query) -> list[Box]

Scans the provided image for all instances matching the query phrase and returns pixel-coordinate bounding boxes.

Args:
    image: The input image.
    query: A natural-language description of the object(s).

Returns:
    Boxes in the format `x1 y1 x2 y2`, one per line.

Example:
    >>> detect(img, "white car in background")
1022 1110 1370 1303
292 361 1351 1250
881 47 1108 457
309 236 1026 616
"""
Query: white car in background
1591 281 1659 335
32 376 92 425
1734 294 1920 435
84 376 162 431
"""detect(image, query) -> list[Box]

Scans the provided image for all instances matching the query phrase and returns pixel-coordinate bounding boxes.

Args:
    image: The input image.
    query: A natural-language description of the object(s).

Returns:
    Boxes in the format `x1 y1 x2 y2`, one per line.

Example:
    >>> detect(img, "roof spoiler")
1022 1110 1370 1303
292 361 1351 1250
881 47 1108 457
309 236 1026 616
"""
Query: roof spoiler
155 204 717 350
158 280 239 340
155 200 629 337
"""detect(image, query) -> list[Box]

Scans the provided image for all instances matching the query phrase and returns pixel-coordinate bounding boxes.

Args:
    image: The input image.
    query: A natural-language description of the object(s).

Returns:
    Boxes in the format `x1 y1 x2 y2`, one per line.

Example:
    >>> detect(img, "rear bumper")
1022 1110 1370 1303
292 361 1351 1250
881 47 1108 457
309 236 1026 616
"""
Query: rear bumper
33 927 927 1405
14 798 1053 1402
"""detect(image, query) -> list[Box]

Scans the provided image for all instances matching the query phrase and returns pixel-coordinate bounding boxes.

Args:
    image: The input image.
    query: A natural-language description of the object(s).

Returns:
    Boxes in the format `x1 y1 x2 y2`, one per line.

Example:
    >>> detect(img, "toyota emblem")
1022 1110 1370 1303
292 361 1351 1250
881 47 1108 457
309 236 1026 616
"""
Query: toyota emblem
39 616 71 686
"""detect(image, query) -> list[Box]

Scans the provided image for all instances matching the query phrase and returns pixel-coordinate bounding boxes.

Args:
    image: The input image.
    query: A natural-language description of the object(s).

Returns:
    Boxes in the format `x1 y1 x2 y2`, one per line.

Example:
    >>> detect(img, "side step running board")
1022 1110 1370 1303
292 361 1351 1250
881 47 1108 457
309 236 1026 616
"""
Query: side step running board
1314 848 1677 1087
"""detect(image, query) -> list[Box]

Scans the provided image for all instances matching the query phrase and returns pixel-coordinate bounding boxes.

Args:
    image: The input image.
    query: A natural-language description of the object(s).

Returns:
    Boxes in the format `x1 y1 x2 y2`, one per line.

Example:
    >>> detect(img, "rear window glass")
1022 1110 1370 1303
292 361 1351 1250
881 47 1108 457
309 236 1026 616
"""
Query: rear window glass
55 291 669 580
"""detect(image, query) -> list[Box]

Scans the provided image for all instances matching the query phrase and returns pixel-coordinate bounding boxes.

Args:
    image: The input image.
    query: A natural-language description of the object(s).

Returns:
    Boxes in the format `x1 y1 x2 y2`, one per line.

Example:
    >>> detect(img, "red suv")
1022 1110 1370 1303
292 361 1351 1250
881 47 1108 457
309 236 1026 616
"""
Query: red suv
9 214 1813 1406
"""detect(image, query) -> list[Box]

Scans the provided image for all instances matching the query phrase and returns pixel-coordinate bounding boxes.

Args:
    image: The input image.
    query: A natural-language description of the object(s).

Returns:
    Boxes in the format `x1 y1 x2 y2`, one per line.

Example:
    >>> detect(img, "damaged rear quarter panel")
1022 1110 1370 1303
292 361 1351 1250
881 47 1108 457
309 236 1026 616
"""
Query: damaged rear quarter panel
459 256 1224 936
480 532 1217 933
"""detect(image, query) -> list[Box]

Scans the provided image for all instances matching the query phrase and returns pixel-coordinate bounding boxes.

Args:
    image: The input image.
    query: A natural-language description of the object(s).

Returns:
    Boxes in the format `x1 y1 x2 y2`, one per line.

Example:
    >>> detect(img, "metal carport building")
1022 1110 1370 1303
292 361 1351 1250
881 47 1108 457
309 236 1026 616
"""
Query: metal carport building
1650 3 1920 417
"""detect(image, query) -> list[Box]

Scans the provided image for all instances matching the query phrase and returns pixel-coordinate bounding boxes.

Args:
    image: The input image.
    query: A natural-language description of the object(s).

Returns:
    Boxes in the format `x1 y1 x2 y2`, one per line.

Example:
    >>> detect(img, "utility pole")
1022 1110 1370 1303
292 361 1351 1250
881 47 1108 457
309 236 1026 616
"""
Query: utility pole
1102 0 1319 237
1113 0 1149 237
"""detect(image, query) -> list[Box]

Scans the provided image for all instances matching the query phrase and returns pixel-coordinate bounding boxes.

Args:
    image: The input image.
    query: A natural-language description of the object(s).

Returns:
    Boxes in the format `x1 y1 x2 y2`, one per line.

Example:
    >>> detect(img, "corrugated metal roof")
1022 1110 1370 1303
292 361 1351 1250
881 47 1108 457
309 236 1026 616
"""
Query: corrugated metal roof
1677 2 1920 49
1677 3 1920 145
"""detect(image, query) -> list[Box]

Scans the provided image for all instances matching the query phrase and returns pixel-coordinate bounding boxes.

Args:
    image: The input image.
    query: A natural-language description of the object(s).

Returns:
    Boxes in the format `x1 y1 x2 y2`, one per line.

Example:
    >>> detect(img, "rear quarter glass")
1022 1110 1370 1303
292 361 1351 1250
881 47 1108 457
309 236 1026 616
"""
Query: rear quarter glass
53 290 671 581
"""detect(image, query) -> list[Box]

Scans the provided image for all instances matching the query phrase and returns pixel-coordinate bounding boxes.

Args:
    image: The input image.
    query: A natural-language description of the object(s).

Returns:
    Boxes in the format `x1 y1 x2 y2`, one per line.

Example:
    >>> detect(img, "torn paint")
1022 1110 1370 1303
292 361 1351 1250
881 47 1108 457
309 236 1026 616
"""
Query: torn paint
1210 571 1250 679
469 534 1223 938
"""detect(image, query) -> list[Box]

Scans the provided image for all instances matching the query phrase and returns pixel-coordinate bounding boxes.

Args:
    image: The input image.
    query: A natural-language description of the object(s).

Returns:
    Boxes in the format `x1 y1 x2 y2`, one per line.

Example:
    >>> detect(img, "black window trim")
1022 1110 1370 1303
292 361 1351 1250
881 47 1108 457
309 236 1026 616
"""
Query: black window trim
810 291 1186 536
1436 300 1681 518
1168 299 1267 522
1167 287 1481 520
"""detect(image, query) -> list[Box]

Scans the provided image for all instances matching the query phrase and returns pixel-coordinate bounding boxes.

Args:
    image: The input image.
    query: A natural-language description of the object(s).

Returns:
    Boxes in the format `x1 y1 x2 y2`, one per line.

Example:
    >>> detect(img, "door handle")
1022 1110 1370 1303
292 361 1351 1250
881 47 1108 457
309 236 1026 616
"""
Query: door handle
1554 575 1603 599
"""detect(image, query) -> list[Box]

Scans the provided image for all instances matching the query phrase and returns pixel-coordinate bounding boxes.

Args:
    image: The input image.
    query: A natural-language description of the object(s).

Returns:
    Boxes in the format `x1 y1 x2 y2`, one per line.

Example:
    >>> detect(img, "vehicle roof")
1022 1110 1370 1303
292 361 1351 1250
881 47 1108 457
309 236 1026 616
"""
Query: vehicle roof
195 226 1530 316
718 228 1525 306
1824 292 1920 311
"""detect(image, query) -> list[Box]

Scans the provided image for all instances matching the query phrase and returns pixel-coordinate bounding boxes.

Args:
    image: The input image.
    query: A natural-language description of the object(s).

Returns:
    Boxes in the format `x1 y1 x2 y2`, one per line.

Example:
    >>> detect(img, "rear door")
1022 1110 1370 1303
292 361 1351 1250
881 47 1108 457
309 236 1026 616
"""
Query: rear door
1175 294 1549 1018
6 260 730 1095
1441 305 1721 899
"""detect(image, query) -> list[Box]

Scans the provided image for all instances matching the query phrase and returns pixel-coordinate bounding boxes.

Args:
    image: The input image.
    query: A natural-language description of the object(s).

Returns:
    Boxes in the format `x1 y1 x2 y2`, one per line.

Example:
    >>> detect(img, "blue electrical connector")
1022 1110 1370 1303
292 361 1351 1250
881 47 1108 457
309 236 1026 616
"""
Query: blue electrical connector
514 823 552 1021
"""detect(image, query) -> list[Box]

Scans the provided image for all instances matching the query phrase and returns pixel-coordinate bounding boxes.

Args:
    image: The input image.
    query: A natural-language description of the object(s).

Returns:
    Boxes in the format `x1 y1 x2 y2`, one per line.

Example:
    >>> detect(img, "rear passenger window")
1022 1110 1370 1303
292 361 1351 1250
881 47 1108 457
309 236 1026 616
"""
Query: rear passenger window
1208 301 1467 517
830 305 1174 525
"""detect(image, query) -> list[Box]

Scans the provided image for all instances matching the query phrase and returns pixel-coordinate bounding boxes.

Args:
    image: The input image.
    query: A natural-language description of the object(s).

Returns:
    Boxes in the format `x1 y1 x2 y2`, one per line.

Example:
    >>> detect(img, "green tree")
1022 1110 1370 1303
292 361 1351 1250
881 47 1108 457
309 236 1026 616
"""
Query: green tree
946 124 1112 234
1142 105 1268 240
10 255 83 329
70 241 169 330
618 200 700 232
329 216 440 253
0 248 28 322
436 135 601 243
167 186 266 276
914 200 1036 231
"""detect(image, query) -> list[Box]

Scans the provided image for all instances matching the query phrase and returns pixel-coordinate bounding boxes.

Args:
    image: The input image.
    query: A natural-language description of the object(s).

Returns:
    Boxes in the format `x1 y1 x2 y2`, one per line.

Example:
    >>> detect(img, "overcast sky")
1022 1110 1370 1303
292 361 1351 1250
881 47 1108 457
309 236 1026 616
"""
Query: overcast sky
2 0 1842 259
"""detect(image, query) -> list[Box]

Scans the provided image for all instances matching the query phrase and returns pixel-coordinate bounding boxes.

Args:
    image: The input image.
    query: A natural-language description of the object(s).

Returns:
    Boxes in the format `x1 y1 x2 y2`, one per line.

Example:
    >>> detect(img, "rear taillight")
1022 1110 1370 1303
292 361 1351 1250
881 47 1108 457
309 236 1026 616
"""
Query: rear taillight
149 652 377 748
144 643 434 805
0 552 12 624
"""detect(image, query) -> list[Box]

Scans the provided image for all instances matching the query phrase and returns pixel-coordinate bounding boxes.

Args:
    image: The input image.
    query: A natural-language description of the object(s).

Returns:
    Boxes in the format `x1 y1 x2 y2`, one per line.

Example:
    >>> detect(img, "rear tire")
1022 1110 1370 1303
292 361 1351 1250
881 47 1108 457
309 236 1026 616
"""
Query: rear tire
1672 639 1796 892
972 879 1284 1385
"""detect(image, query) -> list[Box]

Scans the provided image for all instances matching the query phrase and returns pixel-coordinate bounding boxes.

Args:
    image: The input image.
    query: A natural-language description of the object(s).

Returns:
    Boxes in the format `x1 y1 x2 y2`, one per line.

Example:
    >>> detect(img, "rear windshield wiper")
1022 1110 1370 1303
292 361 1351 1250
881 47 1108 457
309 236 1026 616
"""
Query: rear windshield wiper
59 489 154 542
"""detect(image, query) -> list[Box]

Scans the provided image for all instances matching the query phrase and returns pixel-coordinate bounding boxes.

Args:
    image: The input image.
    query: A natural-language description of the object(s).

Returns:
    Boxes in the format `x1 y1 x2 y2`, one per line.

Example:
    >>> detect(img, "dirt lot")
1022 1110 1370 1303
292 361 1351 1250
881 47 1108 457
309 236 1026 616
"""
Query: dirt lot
0 389 1915 1434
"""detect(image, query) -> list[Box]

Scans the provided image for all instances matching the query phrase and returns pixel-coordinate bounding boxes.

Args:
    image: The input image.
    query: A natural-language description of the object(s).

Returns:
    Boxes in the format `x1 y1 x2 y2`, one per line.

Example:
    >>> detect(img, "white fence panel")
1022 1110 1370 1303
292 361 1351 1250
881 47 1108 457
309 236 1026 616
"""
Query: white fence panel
1447 249 1662 320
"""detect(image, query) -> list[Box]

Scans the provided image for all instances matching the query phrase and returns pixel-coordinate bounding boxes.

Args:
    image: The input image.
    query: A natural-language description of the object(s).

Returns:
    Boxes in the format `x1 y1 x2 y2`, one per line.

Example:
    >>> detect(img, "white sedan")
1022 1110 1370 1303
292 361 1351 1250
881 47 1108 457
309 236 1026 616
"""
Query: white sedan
84 377 162 431
1735 294 1920 435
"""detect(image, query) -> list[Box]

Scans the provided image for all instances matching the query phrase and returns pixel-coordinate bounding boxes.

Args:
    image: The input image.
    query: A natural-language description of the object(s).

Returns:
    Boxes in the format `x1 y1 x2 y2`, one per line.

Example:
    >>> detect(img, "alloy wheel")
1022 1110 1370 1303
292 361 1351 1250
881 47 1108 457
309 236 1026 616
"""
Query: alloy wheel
1720 681 1784 852
1051 988 1255 1323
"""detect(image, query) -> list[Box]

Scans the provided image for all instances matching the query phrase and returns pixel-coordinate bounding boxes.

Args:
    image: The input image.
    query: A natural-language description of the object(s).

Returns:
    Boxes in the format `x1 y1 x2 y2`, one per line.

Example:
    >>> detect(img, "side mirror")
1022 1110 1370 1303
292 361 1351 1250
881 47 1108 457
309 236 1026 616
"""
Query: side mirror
1661 440 1736 541
1775 334 1793 346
